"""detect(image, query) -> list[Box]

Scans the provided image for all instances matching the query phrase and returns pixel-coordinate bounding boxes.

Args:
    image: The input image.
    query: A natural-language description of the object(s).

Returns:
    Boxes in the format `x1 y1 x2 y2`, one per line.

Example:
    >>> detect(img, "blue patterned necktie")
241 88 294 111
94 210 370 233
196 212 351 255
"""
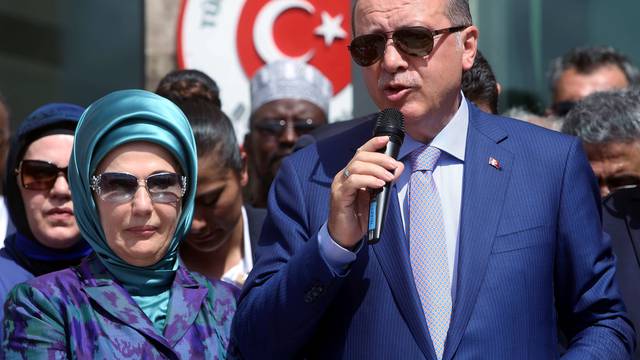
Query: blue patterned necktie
409 145 451 359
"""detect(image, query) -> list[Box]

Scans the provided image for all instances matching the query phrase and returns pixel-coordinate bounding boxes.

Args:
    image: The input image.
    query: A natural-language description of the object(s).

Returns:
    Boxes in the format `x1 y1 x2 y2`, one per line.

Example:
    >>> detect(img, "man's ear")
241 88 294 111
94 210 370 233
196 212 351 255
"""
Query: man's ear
461 26 479 71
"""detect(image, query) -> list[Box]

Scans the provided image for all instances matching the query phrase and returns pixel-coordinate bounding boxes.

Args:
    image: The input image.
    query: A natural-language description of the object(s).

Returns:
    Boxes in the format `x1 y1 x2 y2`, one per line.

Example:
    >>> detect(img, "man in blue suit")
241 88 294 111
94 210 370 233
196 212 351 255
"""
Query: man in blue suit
232 0 636 358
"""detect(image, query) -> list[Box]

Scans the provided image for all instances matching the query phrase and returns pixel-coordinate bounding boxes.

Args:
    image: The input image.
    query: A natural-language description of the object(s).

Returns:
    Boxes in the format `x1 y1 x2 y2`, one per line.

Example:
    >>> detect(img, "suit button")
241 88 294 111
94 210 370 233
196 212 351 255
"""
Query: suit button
304 292 314 303
312 285 324 296
304 285 325 303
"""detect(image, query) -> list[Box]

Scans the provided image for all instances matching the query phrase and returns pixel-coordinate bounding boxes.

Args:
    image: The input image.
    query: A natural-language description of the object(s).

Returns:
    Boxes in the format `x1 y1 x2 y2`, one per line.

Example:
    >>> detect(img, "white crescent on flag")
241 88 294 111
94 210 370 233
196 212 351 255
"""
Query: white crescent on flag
253 0 315 63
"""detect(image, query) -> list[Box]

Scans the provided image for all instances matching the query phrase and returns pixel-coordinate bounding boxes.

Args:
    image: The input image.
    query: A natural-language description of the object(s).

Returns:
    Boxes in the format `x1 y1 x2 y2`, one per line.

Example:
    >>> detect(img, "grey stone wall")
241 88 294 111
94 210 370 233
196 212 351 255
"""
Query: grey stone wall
144 0 181 90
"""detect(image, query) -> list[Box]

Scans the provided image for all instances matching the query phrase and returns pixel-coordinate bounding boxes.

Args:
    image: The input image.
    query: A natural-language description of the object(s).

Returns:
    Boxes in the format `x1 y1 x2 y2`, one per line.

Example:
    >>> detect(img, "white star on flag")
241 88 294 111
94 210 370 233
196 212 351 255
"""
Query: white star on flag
314 11 347 47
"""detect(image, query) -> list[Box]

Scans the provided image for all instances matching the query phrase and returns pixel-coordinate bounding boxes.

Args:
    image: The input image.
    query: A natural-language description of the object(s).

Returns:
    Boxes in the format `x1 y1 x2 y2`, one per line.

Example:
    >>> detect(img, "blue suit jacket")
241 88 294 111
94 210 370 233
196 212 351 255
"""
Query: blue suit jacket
233 104 635 359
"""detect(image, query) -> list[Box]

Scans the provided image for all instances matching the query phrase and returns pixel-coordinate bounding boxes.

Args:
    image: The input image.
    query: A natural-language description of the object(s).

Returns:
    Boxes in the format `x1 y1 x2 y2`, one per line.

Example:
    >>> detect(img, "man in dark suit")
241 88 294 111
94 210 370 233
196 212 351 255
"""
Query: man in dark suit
604 186 640 359
232 0 635 358
568 88 640 359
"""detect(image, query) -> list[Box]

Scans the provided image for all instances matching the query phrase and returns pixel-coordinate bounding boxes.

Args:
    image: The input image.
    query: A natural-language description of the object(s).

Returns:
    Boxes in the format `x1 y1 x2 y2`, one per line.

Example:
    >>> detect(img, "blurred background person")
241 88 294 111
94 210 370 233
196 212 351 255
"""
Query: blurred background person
0 92 11 244
461 50 501 114
0 103 92 340
602 185 640 360
562 88 640 197
157 71 266 288
547 46 640 117
244 59 332 208
155 68 221 108
503 107 563 131
3 90 236 358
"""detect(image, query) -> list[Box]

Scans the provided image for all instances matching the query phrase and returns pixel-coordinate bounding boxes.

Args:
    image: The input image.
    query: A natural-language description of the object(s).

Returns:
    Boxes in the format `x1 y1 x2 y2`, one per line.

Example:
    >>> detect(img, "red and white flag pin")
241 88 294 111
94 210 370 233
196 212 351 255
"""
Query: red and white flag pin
489 157 501 170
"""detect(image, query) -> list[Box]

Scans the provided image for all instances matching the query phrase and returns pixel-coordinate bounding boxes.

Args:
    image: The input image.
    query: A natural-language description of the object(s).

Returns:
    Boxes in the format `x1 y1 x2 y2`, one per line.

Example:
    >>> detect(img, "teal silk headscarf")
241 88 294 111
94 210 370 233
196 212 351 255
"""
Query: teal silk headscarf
68 89 197 331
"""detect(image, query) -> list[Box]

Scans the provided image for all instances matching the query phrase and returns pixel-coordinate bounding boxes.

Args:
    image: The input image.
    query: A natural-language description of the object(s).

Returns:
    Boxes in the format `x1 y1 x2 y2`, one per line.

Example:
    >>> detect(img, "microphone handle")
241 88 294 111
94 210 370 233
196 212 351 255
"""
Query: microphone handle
367 140 401 243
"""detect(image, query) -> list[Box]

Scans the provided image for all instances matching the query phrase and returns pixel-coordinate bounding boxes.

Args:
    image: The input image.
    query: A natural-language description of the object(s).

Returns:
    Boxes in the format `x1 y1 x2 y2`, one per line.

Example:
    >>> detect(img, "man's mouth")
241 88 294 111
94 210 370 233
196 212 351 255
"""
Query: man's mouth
383 83 413 101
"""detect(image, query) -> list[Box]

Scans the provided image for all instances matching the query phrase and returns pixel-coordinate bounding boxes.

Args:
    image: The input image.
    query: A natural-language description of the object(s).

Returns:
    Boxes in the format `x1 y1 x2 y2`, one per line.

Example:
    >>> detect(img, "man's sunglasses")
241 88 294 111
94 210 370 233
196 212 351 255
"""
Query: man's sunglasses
15 160 68 191
253 118 319 137
90 172 187 204
348 25 469 67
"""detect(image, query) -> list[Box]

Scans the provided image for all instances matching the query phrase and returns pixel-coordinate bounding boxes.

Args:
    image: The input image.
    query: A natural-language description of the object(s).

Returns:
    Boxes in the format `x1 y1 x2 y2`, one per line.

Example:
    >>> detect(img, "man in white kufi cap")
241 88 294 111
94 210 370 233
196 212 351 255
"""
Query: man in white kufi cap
244 60 332 208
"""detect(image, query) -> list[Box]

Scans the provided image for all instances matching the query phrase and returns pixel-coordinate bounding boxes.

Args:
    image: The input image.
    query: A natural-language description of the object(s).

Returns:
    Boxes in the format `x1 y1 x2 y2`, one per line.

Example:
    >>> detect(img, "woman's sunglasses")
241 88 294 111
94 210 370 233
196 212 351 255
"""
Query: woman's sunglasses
348 25 469 67
15 159 68 191
90 172 187 204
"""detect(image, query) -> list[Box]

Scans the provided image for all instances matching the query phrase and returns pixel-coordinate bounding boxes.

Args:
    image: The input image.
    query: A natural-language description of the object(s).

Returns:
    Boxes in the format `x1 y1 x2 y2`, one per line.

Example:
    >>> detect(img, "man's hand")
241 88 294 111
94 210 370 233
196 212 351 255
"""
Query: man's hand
328 136 404 249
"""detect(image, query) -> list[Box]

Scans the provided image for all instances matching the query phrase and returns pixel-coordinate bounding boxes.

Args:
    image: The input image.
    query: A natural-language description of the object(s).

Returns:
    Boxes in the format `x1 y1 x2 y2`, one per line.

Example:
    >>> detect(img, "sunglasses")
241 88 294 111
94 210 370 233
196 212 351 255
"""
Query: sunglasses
348 25 469 67
15 160 68 191
90 172 187 204
253 118 319 137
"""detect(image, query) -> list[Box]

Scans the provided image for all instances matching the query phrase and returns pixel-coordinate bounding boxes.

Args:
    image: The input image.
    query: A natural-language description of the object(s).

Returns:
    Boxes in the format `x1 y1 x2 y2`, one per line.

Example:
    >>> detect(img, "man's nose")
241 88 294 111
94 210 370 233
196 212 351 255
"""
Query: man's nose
381 39 409 73
278 121 297 145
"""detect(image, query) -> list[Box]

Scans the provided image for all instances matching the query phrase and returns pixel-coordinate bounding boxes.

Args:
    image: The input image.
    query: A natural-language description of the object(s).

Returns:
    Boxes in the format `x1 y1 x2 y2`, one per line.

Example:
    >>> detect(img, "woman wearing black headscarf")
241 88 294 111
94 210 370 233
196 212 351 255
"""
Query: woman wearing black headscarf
0 103 92 339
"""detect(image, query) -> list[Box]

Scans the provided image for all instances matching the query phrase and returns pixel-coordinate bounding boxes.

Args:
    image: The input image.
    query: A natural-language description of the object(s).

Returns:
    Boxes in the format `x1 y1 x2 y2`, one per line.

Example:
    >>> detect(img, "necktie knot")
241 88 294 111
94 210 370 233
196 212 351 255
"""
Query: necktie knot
410 145 441 172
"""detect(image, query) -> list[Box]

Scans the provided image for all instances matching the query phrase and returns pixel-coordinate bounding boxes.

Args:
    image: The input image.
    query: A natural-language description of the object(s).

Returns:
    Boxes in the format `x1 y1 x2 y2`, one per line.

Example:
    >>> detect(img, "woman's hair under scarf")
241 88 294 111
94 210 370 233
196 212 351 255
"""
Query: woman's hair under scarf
68 89 197 296
2 103 92 275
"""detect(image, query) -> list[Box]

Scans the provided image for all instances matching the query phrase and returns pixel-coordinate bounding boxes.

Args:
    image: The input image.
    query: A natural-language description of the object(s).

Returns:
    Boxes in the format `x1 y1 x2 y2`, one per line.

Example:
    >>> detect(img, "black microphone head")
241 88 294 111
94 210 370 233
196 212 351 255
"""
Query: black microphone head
374 108 405 145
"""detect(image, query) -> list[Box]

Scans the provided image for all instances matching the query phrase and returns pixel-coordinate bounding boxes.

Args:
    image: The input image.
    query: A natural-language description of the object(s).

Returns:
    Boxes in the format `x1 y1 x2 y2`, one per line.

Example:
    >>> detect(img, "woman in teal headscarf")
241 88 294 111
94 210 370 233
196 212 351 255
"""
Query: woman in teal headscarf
2 90 237 359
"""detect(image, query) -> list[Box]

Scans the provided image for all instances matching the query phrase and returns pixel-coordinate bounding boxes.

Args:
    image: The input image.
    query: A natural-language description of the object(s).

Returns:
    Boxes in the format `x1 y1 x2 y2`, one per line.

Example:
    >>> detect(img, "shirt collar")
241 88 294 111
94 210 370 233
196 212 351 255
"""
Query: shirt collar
241 206 253 270
398 95 469 162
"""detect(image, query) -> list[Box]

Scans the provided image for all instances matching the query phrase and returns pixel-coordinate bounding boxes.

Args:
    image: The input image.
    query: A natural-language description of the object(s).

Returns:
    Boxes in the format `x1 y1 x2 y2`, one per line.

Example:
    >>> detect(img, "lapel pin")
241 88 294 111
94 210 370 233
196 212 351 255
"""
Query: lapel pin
489 157 501 170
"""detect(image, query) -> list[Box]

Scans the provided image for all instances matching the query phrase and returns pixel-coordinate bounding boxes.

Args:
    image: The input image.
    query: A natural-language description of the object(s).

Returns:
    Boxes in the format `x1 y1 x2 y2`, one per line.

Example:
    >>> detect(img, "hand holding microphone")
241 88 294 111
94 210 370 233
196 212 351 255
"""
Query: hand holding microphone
328 109 405 249
367 109 405 243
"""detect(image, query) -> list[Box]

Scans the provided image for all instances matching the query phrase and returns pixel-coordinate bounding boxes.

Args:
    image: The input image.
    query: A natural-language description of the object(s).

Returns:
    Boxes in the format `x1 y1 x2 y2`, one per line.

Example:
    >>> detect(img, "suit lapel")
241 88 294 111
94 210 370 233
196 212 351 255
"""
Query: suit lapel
372 185 436 360
313 116 376 187
79 259 169 347
163 267 208 346
443 109 513 360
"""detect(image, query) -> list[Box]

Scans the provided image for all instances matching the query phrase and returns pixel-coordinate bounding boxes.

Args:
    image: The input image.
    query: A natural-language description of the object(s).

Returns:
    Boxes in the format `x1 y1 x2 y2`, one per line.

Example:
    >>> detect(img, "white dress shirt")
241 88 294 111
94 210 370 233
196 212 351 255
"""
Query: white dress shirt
222 206 254 287
318 97 469 300
0 196 8 247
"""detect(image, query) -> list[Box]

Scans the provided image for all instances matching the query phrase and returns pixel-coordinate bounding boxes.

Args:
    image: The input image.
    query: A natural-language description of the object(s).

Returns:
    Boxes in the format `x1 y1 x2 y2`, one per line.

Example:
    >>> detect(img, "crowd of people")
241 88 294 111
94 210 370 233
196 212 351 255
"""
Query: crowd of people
0 0 639 358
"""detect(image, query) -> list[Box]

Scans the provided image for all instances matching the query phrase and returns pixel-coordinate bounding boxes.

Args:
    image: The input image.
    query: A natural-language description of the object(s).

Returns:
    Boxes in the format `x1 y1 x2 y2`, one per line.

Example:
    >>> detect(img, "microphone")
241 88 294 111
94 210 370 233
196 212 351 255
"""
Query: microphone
368 108 405 244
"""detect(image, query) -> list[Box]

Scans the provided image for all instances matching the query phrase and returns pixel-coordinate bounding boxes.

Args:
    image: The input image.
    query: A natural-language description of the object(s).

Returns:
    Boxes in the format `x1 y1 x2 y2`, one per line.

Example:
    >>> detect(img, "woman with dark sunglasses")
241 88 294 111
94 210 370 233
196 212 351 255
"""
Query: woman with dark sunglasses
0 103 92 340
2 90 236 358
